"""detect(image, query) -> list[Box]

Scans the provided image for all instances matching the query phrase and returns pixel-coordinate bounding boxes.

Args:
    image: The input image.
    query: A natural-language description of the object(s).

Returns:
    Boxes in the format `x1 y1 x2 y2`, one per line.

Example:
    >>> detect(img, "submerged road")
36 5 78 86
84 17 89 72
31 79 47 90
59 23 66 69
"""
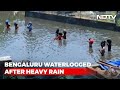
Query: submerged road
0 17 120 64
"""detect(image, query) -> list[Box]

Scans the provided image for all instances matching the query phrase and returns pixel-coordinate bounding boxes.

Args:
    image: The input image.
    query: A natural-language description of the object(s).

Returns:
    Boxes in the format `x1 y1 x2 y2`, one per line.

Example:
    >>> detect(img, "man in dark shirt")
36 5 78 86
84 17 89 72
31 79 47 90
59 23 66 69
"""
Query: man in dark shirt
63 29 67 39
101 41 106 48
56 29 59 37
107 39 112 52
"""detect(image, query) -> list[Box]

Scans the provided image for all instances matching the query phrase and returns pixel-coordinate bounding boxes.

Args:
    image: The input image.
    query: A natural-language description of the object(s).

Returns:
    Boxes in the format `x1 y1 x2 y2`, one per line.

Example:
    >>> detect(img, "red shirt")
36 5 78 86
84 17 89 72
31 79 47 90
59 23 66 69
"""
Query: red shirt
89 39 94 44
57 35 62 40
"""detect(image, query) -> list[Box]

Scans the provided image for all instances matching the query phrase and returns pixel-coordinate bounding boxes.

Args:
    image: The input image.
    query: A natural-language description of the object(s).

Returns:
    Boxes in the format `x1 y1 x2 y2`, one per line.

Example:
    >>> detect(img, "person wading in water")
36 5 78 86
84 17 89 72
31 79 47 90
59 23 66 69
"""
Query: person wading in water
5 19 10 33
56 28 59 37
101 41 106 48
63 29 67 39
54 32 63 46
99 46 105 57
27 22 32 33
14 21 19 33
63 29 67 46
107 39 112 52
88 38 94 48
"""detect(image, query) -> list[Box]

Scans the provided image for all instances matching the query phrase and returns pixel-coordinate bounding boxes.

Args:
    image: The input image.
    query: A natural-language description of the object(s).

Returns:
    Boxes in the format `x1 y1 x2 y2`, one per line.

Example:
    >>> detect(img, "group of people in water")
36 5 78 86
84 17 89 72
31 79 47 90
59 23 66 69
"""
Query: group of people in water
5 19 112 57
54 28 112 57
5 19 19 33
55 28 67 40
88 38 112 56
99 39 112 56
54 28 67 46
5 19 33 33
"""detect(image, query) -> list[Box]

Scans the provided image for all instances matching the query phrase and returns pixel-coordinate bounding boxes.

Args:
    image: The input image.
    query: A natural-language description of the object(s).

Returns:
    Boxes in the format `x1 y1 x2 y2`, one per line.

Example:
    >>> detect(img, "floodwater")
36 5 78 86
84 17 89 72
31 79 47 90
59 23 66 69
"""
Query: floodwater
0 14 120 65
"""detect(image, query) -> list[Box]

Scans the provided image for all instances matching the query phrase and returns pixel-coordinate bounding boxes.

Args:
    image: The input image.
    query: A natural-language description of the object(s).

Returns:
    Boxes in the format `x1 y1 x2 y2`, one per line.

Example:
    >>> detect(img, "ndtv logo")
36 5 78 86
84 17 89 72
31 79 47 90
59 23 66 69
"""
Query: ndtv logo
96 15 116 20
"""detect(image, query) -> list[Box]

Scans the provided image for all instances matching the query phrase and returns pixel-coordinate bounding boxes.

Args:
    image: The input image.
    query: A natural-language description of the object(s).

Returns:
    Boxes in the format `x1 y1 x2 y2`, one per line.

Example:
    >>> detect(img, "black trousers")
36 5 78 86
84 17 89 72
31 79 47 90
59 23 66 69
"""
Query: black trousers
108 45 111 51
89 44 92 48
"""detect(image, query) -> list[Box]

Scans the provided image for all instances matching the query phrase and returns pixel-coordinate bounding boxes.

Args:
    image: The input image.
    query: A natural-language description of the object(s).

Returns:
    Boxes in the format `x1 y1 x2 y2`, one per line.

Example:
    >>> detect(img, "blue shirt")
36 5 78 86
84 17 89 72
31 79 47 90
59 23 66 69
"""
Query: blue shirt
27 23 32 30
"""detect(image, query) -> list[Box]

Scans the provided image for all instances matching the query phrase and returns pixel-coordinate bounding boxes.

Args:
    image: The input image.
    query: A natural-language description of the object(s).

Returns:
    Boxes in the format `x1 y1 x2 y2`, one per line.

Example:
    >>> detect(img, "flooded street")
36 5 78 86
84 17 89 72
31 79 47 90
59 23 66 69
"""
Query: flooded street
0 13 120 64
25 17 120 64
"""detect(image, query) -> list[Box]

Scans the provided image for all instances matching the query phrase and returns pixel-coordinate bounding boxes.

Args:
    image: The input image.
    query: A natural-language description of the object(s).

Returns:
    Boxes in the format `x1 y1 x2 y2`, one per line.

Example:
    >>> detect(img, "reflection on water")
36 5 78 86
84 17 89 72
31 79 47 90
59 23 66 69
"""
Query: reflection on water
14 30 18 34
58 40 62 46
1 14 120 79
106 52 113 60
0 11 25 61
63 39 67 46
89 47 93 54
24 17 120 63
100 56 106 61
0 15 120 64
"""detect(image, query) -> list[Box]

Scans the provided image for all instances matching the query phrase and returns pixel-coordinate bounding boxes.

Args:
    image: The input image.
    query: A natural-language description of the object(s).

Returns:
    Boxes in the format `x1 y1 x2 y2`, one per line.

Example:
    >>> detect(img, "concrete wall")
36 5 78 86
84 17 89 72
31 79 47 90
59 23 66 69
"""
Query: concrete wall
25 11 120 31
